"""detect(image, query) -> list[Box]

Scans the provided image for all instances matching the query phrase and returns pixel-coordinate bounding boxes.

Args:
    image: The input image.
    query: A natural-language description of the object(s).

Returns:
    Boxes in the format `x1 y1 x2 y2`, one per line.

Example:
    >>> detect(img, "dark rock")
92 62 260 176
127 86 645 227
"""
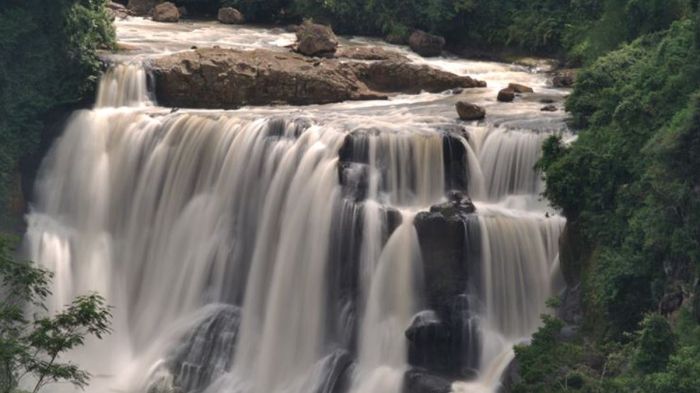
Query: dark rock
107 1 130 19
456 101 485 121
403 369 452 393
336 46 408 62
152 2 179 23
177 6 187 17
295 20 338 57
557 324 579 342
556 284 583 325
498 359 521 393
507 83 534 93
127 0 160 16
430 190 476 217
316 350 354 393
497 88 515 102
151 48 485 108
408 30 445 57
441 128 470 192
540 104 557 112
217 7 244 24
539 98 555 104
552 69 577 88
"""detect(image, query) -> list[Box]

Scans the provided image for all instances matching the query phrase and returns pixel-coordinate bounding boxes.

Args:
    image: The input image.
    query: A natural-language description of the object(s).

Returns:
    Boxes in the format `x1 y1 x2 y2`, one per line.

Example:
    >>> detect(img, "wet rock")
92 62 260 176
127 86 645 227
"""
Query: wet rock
152 2 179 23
217 7 244 24
152 48 485 108
335 46 408 62
295 20 338 57
508 83 534 93
404 369 452 393
541 104 557 112
557 324 579 342
497 88 515 102
498 358 521 393
405 310 470 374
409 30 445 57
539 98 555 104
440 128 470 192
107 1 130 19
316 349 354 393
556 284 583 325
456 101 486 121
127 0 160 16
552 69 577 88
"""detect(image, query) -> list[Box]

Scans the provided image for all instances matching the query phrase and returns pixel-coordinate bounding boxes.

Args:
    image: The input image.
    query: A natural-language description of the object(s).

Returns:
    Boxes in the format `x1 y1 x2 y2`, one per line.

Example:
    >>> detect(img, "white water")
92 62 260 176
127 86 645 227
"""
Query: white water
24 17 571 393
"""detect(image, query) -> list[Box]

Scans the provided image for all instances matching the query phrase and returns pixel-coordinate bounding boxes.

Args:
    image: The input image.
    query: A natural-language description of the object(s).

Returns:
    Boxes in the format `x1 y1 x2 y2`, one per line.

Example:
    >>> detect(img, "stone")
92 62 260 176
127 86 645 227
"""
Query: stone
552 69 577 88
217 7 245 24
456 101 486 121
408 30 445 57
127 0 160 16
107 1 130 19
295 21 339 57
152 2 179 23
541 104 558 112
404 369 452 393
335 46 408 62
508 82 534 93
497 88 515 102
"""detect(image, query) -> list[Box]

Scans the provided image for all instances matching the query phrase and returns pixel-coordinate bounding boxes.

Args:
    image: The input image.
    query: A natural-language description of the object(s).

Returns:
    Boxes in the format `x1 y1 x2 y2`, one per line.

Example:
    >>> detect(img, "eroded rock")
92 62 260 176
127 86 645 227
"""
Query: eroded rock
456 101 486 121
409 30 445 57
508 83 534 93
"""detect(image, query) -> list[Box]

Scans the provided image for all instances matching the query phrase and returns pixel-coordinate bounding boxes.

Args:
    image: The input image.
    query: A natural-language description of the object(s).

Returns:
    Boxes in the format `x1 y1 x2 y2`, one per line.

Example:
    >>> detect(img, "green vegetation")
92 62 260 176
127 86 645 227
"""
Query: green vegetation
0 237 112 393
0 0 114 227
517 6 700 392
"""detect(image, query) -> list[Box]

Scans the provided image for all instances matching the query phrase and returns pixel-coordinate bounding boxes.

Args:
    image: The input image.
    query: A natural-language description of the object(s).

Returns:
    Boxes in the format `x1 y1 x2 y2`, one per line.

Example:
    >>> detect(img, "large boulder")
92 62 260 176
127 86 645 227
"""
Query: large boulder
404 369 452 393
507 83 534 93
127 0 160 16
217 7 245 24
151 48 486 108
295 21 339 57
456 101 485 121
497 88 515 102
408 30 445 57
152 2 179 22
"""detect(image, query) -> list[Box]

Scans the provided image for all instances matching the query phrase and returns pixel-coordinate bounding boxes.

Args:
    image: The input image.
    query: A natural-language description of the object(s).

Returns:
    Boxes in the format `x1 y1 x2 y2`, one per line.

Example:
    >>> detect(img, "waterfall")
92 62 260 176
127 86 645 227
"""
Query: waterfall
25 43 568 393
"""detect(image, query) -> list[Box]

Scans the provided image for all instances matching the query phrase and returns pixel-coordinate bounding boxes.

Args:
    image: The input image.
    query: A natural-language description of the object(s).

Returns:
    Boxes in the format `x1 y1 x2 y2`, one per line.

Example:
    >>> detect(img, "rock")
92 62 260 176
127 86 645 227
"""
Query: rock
151 48 485 108
127 0 160 16
557 324 579 342
353 61 486 94
335 46 408 62
285 24 300 33
295 21 339 57
404 369 452 393
385 33 407 45
107 1 130 19
408 30 445 57
497 88 515 102
498 359 521 393
456 101 485 121
508 83 534 93
541 104 557 112
539 98 555 104
552 69 577 88
177 6 187 17
556 284 583 325
152 2 179 23
217 7 245 24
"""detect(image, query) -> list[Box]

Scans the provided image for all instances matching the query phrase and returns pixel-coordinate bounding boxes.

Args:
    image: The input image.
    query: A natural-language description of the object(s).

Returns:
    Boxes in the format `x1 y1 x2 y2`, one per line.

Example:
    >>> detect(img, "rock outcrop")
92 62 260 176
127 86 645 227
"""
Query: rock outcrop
295 21 339 57
217 7 245 24
127 0 160 16
456 101 486 120
151 48 486 108
408 30 445 57
152 2 179 22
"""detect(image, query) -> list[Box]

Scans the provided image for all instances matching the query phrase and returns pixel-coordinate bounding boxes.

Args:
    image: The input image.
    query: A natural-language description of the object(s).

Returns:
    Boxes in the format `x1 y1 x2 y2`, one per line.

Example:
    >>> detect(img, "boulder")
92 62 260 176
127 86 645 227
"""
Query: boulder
552 69 577 88
408 30 445 57
217 7 245 24
127 0 160 16
295 21 339 57
336 46 408 62
177 6 187 17
456 101 485 121
508 83 534 93
497 88 515 102
151 48 486 108
152 2 179 23
404 369 452 393
497 359 522 393
107 1 130 19
540 104 557 112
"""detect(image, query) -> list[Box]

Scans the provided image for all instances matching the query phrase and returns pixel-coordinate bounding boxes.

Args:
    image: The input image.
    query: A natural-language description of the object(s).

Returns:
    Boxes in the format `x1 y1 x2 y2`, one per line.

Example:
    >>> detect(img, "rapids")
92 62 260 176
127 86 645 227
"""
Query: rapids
24 17 570 393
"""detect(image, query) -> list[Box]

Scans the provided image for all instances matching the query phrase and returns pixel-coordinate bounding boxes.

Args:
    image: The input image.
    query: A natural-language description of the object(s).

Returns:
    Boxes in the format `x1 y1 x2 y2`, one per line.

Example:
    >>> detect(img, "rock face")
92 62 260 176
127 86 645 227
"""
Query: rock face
456 101 485 120
508 83 534 93
497 88 515 102
151 48 486 108
295 21 339 57
217 7 245 24
127 0 160 16
409 30 445 57
152 2 179 22
404 369 453 393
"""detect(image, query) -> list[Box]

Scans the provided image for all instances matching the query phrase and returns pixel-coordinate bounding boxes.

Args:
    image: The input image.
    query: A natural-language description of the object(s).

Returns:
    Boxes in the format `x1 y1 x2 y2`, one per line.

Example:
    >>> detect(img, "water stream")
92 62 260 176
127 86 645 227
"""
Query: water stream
24 17 569 393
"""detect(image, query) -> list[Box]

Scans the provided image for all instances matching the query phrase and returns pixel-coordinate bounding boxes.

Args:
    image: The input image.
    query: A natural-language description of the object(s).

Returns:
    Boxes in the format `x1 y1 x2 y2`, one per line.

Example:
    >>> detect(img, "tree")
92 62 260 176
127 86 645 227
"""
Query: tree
0 237 111 393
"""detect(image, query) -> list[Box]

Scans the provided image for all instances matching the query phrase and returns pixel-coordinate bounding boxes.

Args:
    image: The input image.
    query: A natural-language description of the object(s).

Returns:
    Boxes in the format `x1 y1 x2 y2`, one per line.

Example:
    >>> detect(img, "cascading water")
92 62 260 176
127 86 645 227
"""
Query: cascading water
23 17 571 393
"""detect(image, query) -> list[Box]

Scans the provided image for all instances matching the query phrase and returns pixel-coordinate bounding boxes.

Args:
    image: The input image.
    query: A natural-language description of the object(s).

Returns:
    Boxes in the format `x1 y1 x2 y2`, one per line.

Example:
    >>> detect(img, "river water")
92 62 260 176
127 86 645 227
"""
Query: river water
24 17 570 393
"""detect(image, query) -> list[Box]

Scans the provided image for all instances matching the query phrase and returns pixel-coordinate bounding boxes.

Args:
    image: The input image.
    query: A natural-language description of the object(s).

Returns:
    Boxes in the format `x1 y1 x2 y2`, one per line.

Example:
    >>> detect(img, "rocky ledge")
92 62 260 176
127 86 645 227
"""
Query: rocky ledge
150 48 486 108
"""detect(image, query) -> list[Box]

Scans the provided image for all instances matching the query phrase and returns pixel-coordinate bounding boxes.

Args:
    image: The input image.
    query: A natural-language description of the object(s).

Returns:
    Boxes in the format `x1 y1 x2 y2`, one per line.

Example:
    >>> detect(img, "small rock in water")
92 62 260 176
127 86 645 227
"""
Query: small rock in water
455 101 485 121
508 82 534 93
217 7 245 24
541 104 558 112
408 30 445 57
497 88 515 102
539 98 555 104
152 2 179 23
